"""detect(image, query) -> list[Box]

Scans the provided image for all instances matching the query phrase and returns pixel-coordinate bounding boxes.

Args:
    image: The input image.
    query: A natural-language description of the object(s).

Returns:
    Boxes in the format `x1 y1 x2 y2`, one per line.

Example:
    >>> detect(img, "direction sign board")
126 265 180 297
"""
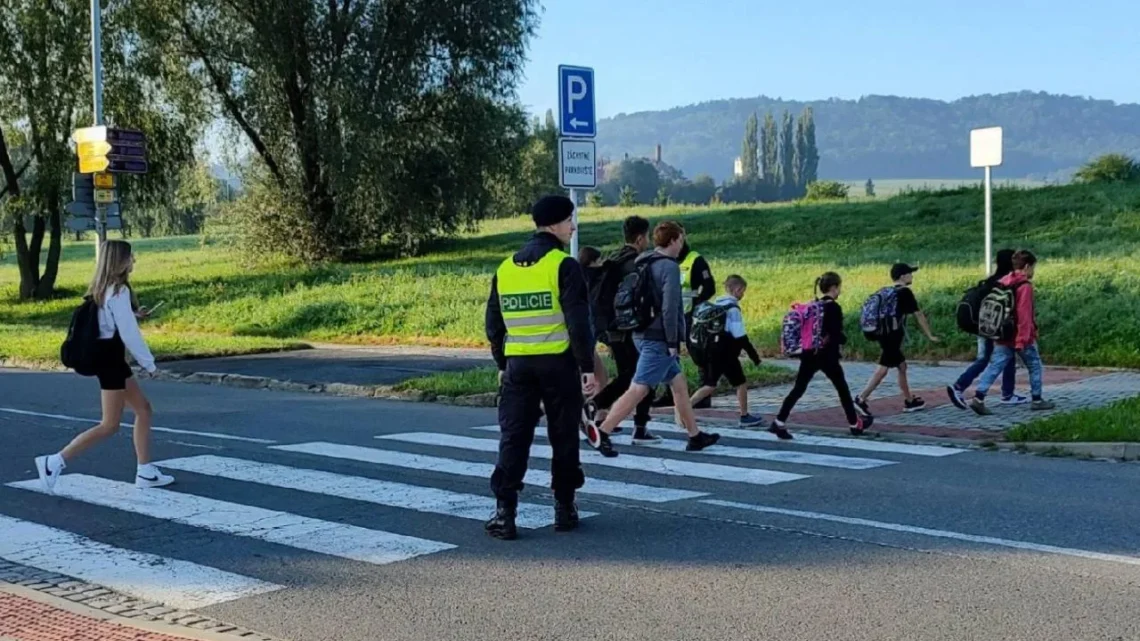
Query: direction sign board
67 215 122 232
94 173 114 188
94 188 117 204
66 202 119 219
559 138 596 188
73 126 149 174
558 65 596 138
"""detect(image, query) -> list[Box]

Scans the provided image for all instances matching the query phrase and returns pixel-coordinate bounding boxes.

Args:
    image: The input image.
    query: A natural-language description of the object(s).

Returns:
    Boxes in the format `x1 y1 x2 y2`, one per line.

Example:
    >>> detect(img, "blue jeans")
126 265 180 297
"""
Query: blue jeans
955 337 1016 398
975 343 1043 400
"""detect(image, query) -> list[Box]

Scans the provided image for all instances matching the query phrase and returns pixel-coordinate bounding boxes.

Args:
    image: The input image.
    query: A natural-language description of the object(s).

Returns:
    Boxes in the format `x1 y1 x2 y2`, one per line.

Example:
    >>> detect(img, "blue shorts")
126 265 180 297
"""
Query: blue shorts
633 339 683 387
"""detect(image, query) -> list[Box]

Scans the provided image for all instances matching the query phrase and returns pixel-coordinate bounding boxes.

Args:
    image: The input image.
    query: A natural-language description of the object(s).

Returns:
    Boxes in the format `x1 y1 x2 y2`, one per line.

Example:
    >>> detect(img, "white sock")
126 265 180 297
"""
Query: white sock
48 453 66 472
137 463 157 476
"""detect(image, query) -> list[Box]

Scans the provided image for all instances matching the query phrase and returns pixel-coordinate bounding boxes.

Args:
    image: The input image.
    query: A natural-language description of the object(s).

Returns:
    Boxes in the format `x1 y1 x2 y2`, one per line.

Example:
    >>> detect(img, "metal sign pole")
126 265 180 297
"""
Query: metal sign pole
91 0 106 256
569 188 579 259
983 165 992 274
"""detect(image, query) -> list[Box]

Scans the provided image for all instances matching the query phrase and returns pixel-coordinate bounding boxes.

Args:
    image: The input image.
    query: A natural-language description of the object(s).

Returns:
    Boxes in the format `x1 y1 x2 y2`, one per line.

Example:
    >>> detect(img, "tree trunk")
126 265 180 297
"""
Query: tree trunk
13 216 44 300
34 193 63 299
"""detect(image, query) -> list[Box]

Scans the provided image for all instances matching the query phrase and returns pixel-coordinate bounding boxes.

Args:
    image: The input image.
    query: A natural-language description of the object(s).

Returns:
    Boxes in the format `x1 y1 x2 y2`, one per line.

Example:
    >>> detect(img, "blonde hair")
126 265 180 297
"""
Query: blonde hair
88 240 133 307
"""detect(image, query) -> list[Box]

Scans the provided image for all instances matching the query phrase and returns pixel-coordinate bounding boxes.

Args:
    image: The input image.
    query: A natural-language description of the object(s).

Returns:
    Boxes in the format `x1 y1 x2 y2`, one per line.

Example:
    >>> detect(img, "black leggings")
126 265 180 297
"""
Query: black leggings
776 352 859 425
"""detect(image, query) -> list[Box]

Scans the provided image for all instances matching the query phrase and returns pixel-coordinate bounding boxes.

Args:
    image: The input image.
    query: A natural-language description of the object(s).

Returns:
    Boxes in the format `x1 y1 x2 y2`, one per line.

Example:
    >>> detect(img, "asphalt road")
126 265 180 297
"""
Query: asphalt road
2 367 1139 641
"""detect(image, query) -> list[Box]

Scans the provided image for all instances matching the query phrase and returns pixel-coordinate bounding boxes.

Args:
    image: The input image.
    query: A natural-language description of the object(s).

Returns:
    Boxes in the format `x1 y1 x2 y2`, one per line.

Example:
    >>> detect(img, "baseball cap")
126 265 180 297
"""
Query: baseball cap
890 263 919 280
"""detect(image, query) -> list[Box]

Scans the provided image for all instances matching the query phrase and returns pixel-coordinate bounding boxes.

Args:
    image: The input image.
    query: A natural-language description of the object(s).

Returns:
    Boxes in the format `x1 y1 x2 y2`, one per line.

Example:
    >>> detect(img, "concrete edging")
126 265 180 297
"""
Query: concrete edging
998 441 1140 461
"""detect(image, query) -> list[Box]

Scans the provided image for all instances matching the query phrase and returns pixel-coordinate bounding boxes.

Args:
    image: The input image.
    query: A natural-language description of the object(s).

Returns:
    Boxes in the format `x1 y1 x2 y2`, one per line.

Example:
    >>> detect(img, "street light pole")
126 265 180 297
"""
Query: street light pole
91 0 106 256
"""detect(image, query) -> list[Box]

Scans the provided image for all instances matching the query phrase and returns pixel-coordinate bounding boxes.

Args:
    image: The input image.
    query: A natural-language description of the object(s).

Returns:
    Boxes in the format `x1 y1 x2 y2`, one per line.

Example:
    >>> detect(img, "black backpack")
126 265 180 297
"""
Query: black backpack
688 300 738 360
956 279 994 335
977 281 1028 342
588 258 626 337
612 254 666 332
60 296 102 376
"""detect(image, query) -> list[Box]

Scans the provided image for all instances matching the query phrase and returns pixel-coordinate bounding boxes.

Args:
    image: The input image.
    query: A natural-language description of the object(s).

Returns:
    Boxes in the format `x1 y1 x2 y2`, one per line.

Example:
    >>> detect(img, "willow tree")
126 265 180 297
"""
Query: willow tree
137 0 539 260
0 0 202 299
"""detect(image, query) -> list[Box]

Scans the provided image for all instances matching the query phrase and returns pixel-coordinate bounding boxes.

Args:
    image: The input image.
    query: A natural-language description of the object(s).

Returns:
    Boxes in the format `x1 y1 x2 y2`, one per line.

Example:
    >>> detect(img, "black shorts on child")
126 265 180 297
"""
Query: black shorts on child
878 331 906 368
95 336 134 391
701 354 746 388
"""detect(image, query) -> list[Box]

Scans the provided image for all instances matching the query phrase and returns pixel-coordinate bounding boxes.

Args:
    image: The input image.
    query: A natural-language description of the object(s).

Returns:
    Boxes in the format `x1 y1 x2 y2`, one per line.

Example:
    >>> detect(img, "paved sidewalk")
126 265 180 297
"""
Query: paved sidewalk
695 359 1140 439
0 583 256 641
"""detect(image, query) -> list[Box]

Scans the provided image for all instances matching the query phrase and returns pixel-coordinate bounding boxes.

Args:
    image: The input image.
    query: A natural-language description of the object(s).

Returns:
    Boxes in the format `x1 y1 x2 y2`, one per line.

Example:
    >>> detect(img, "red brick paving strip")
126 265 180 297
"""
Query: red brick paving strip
0 591 199 641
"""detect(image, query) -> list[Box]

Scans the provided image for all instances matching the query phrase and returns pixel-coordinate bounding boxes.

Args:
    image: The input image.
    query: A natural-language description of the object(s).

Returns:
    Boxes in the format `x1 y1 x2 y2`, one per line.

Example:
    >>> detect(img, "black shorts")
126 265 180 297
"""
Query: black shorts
94 337 133 391
700 355 747 388
878 333 906 369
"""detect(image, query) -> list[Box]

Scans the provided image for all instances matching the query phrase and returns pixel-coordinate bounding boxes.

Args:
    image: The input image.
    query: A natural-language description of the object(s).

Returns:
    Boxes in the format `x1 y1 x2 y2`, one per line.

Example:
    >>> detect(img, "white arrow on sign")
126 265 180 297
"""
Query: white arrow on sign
570 118 588 129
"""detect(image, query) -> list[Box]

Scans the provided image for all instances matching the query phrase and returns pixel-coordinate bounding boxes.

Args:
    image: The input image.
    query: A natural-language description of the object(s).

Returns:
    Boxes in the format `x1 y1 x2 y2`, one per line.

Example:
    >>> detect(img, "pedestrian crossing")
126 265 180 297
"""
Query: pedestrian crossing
2 417 966 612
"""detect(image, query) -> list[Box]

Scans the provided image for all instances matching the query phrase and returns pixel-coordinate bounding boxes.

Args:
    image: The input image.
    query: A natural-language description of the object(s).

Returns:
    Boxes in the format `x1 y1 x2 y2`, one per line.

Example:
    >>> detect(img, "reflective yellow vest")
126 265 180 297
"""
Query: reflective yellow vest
497 250 570 357
679 250 702 313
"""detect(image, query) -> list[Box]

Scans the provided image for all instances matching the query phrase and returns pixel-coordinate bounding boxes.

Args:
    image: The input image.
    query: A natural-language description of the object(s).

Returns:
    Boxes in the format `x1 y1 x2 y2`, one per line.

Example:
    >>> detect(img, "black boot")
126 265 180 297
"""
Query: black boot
554 500 579 532
484 501 518 540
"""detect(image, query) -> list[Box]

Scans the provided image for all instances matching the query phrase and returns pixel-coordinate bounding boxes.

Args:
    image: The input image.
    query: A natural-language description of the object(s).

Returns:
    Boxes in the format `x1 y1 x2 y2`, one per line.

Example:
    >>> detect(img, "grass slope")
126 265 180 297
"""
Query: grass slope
2 182 1139 372
1007 397 1140 443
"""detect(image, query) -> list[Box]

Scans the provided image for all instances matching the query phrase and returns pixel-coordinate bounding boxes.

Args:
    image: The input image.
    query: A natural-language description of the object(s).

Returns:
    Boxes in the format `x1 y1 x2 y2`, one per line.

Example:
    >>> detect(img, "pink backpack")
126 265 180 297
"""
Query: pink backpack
780 300 825 356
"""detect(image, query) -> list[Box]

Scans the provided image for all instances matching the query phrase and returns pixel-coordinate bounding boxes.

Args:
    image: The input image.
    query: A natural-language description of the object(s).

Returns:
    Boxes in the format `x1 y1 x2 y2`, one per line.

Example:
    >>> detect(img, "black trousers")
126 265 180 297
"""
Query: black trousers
776 351 859 425
491 353 585 506
593 336 654 427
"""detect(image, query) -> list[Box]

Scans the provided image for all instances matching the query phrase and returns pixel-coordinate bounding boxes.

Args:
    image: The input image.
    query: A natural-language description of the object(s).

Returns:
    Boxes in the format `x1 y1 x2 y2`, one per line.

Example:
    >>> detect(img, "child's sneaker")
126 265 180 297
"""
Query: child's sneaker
849 415 874 436
135 465 175 489
739 414 764 428
969 398 993 416
854 396 872 418
34 454 65 494
903 397 926 412
686 431 721 452
1031 399 1056 411
767 421 793 440
946 385 968 410
631 428 663 445
1000 394 1029 405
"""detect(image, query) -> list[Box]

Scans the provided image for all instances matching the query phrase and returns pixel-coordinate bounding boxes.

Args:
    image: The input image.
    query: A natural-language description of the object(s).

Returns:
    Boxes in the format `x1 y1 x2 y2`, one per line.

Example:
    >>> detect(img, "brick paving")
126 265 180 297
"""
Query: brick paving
0 562 280 641
689 359 1140 437
1 591 187 641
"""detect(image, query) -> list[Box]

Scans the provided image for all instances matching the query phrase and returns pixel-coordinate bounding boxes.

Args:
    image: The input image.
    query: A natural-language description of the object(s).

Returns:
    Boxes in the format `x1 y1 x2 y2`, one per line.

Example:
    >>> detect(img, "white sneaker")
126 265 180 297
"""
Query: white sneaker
136 467 175 489
34 455 64 494
1000 394 1030 406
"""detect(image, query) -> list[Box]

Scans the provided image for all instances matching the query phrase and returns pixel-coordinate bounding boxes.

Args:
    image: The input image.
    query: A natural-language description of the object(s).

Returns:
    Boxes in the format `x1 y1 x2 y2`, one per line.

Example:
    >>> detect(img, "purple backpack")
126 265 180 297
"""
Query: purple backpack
781 300 825 356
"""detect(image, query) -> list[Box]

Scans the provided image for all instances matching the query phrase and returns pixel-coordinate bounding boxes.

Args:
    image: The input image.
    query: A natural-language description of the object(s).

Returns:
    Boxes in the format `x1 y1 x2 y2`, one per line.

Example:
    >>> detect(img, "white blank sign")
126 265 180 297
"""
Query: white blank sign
970 126 1003 168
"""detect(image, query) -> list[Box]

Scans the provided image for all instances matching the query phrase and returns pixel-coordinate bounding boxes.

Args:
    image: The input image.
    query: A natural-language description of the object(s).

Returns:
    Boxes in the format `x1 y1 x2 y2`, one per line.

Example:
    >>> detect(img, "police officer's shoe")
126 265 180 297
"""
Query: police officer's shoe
554 501 579 532
484 502 518 540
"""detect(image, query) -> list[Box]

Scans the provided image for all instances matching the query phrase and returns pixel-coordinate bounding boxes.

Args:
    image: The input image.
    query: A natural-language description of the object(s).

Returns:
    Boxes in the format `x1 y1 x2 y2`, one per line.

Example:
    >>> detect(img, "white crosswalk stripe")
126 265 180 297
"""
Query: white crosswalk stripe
271 441 708 502
157 454 596 529
377 432 811 486
8 474 456 565
0 515 283 609
468 425 895 470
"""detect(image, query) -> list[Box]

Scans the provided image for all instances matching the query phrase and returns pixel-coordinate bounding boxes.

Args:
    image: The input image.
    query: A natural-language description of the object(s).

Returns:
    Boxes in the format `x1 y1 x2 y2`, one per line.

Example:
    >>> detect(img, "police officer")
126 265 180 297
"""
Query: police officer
484 195 598 540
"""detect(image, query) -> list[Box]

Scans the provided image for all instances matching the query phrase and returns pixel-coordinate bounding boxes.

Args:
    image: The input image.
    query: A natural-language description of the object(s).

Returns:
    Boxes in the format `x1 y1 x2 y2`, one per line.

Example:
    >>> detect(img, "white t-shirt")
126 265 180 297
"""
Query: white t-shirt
98 285 156 373
712 294 747 338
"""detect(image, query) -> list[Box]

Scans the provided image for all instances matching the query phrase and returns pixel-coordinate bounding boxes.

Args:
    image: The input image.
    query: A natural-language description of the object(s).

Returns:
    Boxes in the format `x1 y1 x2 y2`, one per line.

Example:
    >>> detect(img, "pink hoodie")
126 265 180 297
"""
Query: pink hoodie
998 272 1036 350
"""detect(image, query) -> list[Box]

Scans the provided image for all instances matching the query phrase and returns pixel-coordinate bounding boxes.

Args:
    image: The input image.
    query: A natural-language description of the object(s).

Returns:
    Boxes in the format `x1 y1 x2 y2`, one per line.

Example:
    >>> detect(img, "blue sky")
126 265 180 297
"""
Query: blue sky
518 0 1140 119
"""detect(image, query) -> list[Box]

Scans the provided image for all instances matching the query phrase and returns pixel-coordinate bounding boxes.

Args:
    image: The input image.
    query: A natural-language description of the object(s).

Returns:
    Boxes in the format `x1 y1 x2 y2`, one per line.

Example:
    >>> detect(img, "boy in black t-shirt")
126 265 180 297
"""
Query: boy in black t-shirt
855 263 940 415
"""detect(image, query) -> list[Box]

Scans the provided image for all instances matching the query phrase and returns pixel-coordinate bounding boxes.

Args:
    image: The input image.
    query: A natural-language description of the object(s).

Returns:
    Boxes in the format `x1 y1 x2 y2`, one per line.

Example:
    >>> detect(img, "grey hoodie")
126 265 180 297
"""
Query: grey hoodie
633 249 686 347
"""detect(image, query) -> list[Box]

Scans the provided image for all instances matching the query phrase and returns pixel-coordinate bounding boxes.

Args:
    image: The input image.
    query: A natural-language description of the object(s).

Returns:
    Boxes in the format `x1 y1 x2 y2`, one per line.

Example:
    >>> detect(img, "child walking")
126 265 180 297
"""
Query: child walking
34 240 174 493
970 250 1056 414
855 263 940 416
688 275 765 428
773 272 872 437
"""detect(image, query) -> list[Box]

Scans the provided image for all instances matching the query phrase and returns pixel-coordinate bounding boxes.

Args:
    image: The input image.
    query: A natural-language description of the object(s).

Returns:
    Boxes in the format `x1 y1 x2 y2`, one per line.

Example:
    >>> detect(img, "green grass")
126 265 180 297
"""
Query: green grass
1007 397 1140 443
3 181 1140 372
394 356 795 399
843 178 1046 199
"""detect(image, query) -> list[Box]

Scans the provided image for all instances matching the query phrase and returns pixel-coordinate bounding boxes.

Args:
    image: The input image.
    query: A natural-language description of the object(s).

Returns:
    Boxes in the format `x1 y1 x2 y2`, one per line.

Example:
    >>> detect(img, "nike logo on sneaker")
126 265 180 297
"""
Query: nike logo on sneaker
137 474 159 482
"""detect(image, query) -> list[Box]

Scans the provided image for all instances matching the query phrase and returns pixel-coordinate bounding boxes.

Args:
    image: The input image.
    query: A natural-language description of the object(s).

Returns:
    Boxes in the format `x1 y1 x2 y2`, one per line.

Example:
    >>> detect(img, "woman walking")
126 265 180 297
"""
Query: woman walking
34 240 174 493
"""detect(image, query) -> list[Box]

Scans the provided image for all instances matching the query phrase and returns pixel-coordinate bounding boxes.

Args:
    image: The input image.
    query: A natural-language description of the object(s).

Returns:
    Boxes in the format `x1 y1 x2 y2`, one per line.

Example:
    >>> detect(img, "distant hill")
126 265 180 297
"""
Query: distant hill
596 91 1140 182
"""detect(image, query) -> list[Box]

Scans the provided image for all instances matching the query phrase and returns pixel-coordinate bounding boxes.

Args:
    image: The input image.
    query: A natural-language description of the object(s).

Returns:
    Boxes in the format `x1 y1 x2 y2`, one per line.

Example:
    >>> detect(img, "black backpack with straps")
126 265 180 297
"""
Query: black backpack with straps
611 253 666 332
60 296 102 376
